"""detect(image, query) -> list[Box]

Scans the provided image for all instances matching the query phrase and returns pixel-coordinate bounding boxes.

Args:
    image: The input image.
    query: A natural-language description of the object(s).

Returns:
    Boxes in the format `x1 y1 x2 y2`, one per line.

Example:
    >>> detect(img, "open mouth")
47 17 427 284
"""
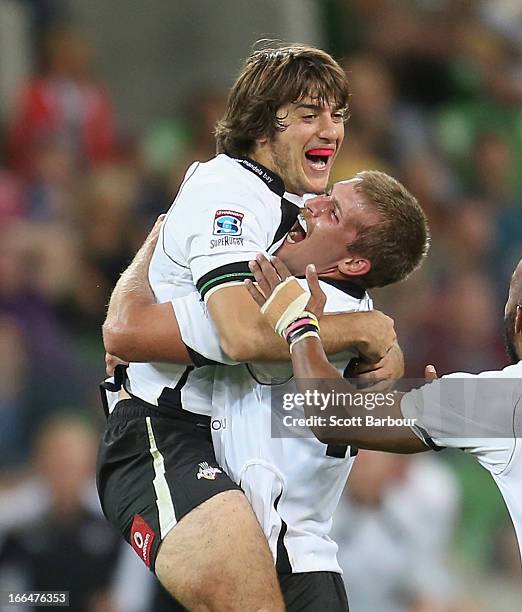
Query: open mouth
305 148 335 171
286 213 307 244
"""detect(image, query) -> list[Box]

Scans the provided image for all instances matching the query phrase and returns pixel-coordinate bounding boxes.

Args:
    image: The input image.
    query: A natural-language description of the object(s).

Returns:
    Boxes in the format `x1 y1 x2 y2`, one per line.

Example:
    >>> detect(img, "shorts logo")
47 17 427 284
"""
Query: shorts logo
130 514 155 568
197 461 222 480
213 210 244 236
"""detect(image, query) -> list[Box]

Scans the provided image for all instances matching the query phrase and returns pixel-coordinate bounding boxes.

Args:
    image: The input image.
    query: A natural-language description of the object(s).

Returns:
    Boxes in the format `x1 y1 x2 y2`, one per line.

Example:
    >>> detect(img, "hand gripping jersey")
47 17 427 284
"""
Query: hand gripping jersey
401 361 522 562
207 278 373 574
126 154 302 415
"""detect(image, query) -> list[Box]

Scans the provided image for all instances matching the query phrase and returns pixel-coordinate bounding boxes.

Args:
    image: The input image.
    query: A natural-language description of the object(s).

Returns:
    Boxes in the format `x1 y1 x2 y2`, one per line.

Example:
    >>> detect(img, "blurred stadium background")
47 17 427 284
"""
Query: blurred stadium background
0 1 521 610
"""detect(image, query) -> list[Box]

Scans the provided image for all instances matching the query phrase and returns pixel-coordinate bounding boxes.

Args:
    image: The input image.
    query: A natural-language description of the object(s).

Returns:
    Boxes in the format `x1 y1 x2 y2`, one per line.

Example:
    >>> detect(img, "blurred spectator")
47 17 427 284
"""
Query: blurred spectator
331 451 461 612
332 53 432 180
7 24 116 177
0 221 88 456
0 415 122 612
143 87 227 194
0 169 24 224
0 315 29 466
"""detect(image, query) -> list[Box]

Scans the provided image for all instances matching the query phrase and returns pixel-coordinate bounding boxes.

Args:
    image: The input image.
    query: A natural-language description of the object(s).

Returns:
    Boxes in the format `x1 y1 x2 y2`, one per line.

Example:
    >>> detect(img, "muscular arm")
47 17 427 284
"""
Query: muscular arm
207 285 396 363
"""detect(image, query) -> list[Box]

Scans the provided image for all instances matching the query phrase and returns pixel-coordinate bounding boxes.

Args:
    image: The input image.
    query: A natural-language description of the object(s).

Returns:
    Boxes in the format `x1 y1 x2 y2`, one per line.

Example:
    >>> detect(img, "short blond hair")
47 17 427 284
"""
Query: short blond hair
349 171 430 288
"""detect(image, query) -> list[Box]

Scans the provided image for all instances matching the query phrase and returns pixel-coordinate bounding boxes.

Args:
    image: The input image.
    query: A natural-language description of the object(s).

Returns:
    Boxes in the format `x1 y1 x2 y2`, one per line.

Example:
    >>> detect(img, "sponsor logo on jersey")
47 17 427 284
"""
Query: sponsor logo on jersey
130 514 155 568
210 236 244 249
213 210 244 236
196 461 222 480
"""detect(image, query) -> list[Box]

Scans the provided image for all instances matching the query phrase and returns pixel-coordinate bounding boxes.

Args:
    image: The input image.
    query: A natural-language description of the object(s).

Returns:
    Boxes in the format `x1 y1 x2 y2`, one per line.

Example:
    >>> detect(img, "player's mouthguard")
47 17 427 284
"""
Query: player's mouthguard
305 149 334 170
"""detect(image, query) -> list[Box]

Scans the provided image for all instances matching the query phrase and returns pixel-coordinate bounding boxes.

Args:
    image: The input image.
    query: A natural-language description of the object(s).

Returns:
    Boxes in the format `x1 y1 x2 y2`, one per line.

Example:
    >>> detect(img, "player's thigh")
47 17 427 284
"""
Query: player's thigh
97 400 283 610
156 489 284 611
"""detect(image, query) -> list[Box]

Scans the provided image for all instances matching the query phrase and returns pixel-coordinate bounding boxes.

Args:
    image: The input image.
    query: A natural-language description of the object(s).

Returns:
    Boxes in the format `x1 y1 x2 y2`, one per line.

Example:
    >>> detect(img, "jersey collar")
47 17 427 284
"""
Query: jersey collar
296 275 367 300
233 157 285 197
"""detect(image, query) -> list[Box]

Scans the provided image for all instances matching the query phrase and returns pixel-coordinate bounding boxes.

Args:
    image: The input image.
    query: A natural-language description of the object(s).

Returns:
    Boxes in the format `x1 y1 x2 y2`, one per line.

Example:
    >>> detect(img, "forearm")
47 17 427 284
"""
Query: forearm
292 337 425 453
209 288 392 363
245 310 394 363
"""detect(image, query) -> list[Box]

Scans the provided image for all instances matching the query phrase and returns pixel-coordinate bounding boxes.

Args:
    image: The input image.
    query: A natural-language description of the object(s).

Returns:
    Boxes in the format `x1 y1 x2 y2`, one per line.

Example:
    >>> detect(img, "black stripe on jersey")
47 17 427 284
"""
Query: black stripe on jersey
324 444 358 458
274 491 292 574
325 444 348 458
343 358 360 379
269 198 301 249
301 276 366 300
233 157 285 196
158 366 195 410
185 344 220 367
196 261 254 300
413 425 445 451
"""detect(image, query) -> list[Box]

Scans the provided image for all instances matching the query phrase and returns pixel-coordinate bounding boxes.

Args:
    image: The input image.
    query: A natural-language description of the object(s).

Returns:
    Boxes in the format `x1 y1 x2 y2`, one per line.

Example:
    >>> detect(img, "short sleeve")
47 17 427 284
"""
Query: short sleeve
401 373 520 455
163 172 275 301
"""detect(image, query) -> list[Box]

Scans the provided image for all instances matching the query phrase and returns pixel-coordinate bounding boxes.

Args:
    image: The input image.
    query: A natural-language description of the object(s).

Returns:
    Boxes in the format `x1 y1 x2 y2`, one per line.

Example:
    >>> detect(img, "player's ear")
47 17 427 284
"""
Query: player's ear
515 305 522 335
337 256 370 278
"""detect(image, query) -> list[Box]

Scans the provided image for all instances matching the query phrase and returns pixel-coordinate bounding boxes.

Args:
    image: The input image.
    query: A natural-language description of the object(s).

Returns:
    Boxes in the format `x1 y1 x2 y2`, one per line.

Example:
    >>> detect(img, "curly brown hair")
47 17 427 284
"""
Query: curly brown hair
215 44 350 157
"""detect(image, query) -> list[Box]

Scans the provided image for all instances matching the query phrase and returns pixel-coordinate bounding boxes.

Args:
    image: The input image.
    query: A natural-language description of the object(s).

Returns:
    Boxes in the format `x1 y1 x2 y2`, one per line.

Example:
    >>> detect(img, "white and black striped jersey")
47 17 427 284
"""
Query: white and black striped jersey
209 278 373 574
401 361 522 562
126 154 302 415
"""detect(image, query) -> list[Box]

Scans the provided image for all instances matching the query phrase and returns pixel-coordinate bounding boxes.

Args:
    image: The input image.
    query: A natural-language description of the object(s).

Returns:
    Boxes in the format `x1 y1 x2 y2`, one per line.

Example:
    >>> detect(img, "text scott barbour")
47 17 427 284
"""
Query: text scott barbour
283 415 417 428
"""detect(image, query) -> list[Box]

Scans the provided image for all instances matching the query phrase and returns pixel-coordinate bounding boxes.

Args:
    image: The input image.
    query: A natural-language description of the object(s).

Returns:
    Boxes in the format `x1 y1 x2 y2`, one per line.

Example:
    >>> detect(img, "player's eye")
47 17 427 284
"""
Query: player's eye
303 114 317 121
332 111 345 122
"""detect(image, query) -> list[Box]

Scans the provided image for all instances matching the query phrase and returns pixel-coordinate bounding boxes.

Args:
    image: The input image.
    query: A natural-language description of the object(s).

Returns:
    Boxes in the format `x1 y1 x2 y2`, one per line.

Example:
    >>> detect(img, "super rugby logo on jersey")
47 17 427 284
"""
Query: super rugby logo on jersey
213 210 243 236
196 461 222 480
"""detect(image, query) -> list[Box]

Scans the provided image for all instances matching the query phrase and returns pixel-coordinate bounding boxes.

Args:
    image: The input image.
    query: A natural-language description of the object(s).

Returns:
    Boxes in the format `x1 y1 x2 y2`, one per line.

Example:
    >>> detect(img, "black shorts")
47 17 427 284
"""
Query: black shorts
279 571 349 612
96 397 241 572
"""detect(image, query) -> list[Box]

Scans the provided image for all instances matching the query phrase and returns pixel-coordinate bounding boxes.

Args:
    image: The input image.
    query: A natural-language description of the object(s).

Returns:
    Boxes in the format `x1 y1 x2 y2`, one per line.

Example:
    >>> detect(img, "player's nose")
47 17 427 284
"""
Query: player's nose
317 116 340 142
306 197 332 217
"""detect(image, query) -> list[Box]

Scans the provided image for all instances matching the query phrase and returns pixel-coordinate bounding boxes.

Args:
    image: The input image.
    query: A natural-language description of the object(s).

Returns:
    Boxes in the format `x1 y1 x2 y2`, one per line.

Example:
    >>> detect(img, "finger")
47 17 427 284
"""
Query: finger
306 264 319 290
244 279 266 307
270 256 291 280
249 260 271 298
306 264 326 310
256 253 283 289
425 364 438 381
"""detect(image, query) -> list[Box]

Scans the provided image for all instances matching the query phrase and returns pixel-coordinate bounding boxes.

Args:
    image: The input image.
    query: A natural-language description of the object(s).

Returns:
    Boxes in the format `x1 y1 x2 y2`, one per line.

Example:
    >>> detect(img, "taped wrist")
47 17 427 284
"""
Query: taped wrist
260 276 310 336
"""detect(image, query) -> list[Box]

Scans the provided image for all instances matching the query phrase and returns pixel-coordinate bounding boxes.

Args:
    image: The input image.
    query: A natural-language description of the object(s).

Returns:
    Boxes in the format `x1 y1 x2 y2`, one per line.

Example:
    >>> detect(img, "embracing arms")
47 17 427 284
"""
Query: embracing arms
102 221 397 367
